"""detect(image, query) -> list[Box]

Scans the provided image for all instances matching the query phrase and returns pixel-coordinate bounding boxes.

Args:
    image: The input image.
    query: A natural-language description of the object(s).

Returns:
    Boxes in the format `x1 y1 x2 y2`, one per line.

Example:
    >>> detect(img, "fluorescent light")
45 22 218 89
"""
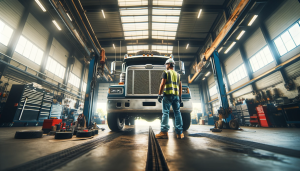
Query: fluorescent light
113 44 115 49
236 30 245 40
202 77 205 80
218 47 223 53
101 10 106 18
248 15 258 26
224 42 236 54
73 29 84 46
52 20 61 30
186 44 189 49
35 0 46 12
197 9 202 18
205 72 210 76
66 13 72 21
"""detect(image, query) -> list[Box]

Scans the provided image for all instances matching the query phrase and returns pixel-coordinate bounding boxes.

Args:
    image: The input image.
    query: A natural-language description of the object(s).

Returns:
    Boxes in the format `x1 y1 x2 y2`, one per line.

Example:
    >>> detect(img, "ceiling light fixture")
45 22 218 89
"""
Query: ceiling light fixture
197 9 202 18
35 0 46 12
52 20 61 30
218 47 223 53
236 30 245 40
113 44 115 49
205 72 210 77
224 42 236 54
248 15 258 26
202 77 205 80
101 10 106 18
186 44 189 49
66 13 72 21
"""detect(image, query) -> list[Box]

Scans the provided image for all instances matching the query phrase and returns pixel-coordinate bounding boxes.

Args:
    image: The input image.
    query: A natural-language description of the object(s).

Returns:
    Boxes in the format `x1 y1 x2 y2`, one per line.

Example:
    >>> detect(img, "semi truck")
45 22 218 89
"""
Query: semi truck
107 54 192 131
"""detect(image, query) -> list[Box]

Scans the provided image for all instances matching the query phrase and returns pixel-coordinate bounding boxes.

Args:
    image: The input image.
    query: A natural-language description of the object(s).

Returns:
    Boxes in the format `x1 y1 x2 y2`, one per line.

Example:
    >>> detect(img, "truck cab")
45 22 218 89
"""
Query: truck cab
107 54 192 131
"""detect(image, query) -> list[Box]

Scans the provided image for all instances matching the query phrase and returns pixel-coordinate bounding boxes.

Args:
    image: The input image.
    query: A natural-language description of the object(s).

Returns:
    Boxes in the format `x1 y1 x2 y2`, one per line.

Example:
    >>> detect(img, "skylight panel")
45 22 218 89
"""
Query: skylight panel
152 8 181 15
152 23 178 31
124 31 148 37
120 8 148 16
152 16 179 23
121 16 148 23
152 36 175 40
118 0 148 6
153 0 183 6
152 31 176 37
125 36 148 39
127 45 149 53
152 45 173 51
122 23 148 31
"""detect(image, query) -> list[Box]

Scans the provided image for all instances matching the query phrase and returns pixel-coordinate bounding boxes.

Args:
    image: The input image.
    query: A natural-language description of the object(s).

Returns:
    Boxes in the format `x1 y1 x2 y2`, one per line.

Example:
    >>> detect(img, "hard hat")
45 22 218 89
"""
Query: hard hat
165 58 175 65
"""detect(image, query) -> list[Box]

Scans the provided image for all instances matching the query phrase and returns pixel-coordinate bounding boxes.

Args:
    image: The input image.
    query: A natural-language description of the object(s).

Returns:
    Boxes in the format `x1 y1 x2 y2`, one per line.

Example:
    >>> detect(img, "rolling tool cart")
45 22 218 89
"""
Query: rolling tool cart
0 84 54 127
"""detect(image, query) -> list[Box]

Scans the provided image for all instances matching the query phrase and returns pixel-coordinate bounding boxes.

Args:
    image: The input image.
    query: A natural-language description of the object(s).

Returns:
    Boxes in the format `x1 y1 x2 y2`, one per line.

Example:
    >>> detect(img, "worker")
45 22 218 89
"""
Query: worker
156 58 184 139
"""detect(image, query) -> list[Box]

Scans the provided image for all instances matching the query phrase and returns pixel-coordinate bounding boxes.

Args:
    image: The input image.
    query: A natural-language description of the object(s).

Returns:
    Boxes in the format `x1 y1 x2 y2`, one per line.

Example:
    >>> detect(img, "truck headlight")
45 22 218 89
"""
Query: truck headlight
182 88 189 94
109 88 123 94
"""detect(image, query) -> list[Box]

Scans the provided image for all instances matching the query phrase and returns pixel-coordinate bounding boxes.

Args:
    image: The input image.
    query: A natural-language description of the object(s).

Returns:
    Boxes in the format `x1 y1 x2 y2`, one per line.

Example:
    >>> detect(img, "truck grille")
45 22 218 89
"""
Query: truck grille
127 70 163 95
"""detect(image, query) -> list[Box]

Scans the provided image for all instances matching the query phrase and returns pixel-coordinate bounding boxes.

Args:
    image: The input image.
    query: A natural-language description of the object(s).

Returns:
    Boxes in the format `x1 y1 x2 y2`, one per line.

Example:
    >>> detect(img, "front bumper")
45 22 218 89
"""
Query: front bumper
107 99 193 114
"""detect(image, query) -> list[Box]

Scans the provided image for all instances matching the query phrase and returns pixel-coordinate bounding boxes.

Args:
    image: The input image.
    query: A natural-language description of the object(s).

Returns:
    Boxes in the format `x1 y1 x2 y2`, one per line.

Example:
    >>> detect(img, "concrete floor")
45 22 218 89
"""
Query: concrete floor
0 122 300 171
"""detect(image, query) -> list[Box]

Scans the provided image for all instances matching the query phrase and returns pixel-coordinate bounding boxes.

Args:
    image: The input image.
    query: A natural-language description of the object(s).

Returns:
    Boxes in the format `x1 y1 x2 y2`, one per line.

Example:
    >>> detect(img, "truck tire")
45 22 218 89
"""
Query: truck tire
55 132 73 139
107 113 125 131
15 130 43 139
181 113 191 131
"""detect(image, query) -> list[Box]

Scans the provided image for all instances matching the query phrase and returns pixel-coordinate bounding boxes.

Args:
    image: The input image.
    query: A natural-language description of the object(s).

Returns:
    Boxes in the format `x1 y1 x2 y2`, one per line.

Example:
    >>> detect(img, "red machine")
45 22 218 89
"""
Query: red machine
42 119 62 133
256 105 271 127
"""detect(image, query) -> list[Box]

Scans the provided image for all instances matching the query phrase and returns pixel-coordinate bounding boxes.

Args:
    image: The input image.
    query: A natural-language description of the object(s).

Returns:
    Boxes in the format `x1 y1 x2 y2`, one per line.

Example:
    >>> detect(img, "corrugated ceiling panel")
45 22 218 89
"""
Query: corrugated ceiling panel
177 13 218 33
265 0 300 40
231 85 252 98
224 49 243 74
244 28 266 58
0 0 24 29
255 71 283 90
284 60 300 79
73 58 83 78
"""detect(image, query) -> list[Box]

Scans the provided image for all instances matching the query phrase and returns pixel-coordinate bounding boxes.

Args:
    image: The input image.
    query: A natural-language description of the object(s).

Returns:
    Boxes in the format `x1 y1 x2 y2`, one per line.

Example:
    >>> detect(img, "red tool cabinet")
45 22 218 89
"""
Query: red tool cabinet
256 105 271 127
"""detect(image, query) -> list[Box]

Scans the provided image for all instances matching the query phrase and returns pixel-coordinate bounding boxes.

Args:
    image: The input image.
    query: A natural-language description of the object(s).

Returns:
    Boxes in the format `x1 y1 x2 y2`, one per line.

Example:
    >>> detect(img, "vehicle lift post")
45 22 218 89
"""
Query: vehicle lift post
210 51 239 131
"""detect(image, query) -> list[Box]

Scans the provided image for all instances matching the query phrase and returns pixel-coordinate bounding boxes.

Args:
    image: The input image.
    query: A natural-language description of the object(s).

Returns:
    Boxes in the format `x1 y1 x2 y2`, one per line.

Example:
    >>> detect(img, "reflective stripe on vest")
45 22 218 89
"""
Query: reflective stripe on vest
163 70 180 95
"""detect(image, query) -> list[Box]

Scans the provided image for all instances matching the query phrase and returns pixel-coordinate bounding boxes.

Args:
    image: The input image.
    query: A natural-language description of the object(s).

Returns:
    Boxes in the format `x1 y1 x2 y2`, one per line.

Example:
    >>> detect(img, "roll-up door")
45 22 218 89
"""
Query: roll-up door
224 49 243 74
244 28 267 58
207 74 215 86
0 0 24 29
265 0 300 40
22 14 49 51
284 60 300 79
189 84 201 103
73 58 82 78
98 83 118 103
49 38 68 67
255 71 283 90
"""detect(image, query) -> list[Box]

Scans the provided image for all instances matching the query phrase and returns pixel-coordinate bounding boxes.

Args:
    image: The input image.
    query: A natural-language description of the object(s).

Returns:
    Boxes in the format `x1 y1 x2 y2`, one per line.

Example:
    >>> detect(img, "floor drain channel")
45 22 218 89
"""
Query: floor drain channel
189 133 300 158
5 130 131 171
146 126 169 171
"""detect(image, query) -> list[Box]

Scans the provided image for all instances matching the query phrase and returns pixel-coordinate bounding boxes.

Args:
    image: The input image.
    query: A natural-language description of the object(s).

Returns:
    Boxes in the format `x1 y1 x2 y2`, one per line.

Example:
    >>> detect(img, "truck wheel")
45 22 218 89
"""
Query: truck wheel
181 113 191 131
107 113 125 131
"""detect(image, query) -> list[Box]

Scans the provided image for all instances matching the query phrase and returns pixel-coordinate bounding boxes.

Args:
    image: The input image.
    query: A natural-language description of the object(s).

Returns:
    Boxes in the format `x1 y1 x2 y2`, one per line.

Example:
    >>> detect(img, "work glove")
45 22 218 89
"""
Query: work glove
179 97 182 104
158 95 163 103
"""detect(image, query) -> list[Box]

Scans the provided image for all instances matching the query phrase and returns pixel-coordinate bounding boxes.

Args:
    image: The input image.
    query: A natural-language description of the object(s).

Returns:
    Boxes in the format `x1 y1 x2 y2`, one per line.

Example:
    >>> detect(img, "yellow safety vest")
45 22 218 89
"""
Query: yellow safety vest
163 70 180 96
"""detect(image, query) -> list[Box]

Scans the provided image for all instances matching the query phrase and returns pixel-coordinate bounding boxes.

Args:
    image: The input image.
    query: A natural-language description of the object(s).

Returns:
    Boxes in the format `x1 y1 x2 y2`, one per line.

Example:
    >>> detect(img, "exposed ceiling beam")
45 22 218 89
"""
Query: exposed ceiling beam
148 0 152 51
83 5 224 13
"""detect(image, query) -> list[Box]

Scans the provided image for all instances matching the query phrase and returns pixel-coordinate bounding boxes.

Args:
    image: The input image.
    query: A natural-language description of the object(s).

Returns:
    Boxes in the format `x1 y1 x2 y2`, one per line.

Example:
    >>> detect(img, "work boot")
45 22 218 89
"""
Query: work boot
155 132 168 139
176 133 184 139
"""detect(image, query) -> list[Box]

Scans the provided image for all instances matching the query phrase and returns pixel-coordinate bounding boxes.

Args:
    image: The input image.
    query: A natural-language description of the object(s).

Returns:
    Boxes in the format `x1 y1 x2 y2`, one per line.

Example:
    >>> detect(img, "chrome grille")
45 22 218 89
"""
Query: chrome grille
126 69 164 95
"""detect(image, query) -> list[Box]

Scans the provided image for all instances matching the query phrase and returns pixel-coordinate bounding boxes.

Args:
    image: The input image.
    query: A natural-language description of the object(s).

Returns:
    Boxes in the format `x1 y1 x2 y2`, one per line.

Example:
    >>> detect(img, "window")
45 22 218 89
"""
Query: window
15 36 44 65
0 20 13 46
209 85 217 96
274 21 300 56
69 73 80 88
227 64 247 85
82 82 87 92
45 57 66 79
249 46 273 72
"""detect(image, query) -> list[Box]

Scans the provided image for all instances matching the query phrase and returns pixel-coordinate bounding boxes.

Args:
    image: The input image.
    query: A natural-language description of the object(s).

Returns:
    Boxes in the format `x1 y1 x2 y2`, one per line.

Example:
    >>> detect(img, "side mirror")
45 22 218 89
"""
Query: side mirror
111 61 116 75
122 63 126 72
179 61 185 75
110 61 122 75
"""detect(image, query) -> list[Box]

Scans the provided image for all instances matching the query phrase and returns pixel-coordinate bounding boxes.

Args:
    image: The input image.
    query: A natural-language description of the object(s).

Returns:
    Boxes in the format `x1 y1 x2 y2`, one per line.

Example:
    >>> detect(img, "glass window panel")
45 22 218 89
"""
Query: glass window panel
125 36 148 40
153 0 183 6
280 31 296 51
29 45 38 61
124 31 148 36
122 23 148 31
120 8 148 15
118 0 148 6
152 23 178 31
153 8 181 15
46 57 51 70
35 49 43 64
0 21 14 46
238 66 245 79
260 51 268 66
274 37 287 56
15 36 27 54
152 31 176 36
50 59 57 73
152 36 175 40
288 23 300 46
23 41 33 58
152 16 179 23
262 46 273 63
121 16 148 23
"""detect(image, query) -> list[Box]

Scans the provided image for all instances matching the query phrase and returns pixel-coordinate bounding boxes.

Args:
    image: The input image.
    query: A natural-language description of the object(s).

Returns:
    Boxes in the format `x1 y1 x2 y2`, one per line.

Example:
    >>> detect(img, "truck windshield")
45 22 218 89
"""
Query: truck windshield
124 57 168 66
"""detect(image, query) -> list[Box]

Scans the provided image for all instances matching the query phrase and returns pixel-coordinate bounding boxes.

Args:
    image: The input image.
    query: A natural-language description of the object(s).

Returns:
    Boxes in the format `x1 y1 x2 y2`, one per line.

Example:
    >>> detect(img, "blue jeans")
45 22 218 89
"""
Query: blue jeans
161 95 183 134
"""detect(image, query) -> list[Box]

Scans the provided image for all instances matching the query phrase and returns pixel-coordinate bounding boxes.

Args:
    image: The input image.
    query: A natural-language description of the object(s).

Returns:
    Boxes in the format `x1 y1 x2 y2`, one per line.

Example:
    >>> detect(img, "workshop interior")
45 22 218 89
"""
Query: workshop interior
0 0 300 170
